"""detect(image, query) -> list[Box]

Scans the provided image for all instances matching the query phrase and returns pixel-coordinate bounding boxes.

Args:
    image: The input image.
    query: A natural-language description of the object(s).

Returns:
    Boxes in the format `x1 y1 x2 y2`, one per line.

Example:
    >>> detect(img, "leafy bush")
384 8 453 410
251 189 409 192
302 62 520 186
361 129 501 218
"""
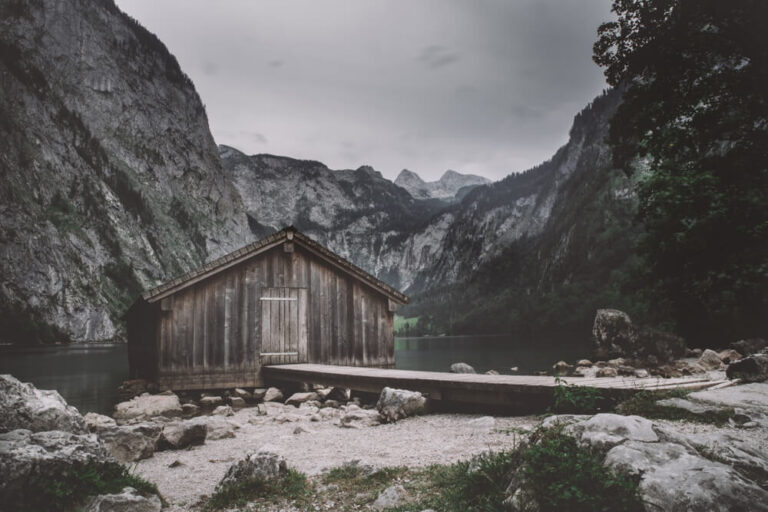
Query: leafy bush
204 469 310 511
522 429 643 512
425 450 523 512
551 378 605 414
17 462 159 512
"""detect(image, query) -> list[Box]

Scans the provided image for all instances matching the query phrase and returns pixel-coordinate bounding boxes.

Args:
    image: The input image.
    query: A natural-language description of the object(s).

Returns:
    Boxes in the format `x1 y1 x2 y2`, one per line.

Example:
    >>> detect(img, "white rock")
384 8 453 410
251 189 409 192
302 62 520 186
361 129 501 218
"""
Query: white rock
285 392 319 407
217 451 287 489
0 429 113 500
264 387 284 402
566 414 658 449
212 405 234 417
157 419 207 450
606 440 768 511
97 423 161 462
0 375 86 433
84 412 117 432
450 362 476 374
372 484 407 510
114 393 182 423
84 486 161 512
376 387 426 423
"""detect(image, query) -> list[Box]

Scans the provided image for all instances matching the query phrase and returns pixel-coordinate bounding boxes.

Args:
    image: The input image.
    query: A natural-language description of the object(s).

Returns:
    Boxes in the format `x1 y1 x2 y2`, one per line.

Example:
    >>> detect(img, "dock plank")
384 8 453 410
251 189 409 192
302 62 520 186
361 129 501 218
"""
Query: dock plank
263 364 726 409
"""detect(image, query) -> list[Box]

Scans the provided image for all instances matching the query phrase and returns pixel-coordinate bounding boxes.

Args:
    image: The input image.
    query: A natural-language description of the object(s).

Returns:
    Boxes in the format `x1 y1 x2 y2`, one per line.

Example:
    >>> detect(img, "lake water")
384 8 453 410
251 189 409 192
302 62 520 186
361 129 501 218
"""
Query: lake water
0 335 588 415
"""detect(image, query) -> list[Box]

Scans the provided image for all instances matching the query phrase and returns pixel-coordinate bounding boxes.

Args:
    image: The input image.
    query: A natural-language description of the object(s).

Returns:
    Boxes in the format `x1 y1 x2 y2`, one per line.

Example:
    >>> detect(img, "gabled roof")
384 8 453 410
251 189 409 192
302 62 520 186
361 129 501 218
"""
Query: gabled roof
141 226 409 304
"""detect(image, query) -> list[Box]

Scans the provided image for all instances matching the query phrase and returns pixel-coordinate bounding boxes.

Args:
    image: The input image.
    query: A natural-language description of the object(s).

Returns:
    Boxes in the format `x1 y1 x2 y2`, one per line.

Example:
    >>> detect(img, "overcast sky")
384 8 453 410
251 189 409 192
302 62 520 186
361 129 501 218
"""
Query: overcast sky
116 0 612 182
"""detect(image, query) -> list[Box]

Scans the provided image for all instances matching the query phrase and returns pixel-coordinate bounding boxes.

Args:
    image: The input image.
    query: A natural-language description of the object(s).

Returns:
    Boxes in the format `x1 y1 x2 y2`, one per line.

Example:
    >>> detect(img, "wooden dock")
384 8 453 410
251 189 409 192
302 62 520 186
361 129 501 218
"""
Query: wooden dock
263 363 729 410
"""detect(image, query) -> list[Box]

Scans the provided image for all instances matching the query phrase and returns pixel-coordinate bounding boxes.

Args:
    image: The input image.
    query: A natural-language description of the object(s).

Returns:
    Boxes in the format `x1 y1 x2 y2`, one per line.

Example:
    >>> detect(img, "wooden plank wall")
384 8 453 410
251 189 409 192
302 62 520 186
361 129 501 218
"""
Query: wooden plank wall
152 244 395 390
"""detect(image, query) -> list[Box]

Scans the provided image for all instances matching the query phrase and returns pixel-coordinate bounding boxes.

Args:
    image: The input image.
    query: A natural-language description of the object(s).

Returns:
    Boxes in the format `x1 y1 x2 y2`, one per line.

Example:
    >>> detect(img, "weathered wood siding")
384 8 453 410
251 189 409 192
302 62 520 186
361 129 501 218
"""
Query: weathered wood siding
137 243 395 390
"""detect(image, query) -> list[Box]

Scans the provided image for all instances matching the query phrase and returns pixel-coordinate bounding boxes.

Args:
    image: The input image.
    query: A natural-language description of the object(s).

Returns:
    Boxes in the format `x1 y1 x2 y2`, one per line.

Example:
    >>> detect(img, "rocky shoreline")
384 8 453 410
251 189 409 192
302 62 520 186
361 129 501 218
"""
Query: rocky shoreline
2 311 767 511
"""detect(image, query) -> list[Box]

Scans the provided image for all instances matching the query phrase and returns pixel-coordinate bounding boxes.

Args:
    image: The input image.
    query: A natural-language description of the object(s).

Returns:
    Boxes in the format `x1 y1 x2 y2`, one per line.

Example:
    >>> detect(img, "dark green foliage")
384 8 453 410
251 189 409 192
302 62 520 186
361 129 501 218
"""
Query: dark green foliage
522 429 643 512
204 469 310 511
15 461 159 512
594 0 768 343
0 296 71 345
551 378 605 414
424 451 522 512
617 389 733 425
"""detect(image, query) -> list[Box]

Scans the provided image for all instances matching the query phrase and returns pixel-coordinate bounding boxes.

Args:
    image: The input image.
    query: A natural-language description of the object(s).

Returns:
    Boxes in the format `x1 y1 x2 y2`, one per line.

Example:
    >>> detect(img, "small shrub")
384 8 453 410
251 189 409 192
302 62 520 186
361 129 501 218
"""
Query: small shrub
17 462 159 512
522 429 643 512
204 469 310 511
550 377 605 414
426 450 523 512
617 389 733 426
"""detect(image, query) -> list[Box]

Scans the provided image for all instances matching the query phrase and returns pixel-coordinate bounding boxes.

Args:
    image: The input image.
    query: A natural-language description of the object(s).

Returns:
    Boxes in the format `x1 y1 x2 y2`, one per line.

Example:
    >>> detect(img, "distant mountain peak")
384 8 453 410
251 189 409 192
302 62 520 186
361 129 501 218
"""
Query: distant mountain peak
395 168 491 200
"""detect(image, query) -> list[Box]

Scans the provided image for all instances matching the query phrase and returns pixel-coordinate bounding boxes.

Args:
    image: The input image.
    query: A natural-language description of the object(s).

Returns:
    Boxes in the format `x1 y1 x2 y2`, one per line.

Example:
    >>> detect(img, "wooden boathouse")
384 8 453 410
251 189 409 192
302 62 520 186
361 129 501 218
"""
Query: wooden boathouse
126 226 409 390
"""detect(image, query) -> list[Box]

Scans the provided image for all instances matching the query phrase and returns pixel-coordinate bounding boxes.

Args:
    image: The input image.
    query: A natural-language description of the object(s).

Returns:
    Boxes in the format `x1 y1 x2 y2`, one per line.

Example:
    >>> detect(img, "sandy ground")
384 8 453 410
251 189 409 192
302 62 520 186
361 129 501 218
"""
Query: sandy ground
134 403 539 509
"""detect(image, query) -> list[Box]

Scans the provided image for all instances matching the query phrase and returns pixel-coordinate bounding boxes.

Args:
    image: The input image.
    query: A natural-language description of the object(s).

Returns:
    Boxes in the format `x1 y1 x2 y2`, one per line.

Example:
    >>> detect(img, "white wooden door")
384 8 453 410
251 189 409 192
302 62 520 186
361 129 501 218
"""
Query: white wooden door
260 287 308 365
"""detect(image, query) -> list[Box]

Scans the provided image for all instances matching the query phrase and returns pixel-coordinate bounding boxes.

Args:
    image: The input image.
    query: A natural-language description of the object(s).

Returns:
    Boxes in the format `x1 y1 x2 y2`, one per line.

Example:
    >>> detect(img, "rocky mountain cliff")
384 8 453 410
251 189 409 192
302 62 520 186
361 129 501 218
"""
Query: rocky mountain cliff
394 169 491 201
0 0 251 343
0 0 635 343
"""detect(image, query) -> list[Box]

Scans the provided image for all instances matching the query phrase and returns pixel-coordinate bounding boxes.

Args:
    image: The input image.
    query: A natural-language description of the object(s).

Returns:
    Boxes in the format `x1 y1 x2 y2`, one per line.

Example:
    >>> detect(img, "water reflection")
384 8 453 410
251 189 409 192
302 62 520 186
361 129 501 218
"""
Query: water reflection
0 335 588 415
0 344 128 416
395 335 589 375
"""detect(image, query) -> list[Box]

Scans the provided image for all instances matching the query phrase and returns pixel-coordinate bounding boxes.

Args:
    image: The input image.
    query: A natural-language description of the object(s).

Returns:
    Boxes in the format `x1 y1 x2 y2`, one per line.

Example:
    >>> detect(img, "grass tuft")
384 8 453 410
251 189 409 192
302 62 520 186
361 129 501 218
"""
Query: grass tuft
204 469 310 511
616 389 733 426
16 461 159 512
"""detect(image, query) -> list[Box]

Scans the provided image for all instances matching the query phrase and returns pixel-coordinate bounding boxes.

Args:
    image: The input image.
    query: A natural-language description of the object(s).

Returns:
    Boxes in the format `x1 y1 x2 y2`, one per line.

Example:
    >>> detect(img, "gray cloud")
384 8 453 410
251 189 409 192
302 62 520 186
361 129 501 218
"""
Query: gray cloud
418 45 461 69
115 0 612 181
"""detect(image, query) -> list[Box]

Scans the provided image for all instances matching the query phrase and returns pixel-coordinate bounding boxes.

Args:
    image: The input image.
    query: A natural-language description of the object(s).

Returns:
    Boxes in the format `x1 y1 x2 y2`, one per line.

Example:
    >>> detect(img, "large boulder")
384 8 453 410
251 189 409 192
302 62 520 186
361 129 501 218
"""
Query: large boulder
606 441 768 511
537 414 768 512
730 338 767 356
0 375 86 434
726 354 768 383
450 362 476 374
97 423 162 462
592 309 685 363
376 387 426 423
697 349 724 370
217 450 287 489
83 486 161 512
157 419 207 450
113 393 182 423
0 429 114 502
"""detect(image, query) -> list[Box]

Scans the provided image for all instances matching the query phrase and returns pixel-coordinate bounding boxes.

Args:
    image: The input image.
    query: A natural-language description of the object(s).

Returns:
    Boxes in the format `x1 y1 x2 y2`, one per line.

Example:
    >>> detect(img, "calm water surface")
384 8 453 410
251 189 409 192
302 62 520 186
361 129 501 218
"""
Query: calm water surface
0 335 588 415
395 335 588 375
0 344 128 416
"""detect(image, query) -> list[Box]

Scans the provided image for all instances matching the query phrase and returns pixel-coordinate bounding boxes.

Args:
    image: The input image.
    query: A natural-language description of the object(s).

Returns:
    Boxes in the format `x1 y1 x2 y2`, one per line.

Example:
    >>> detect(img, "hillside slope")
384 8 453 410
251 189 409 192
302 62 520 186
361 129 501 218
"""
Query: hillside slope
0 0 250 342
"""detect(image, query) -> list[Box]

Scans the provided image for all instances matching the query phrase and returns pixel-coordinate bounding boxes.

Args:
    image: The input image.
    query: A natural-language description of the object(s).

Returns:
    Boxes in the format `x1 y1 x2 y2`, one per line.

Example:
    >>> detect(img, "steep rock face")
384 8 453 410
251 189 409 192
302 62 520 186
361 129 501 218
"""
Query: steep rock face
220 145 450 290
394 169 490 201
402 89 625 294
0 0 250 342
223 89 626 307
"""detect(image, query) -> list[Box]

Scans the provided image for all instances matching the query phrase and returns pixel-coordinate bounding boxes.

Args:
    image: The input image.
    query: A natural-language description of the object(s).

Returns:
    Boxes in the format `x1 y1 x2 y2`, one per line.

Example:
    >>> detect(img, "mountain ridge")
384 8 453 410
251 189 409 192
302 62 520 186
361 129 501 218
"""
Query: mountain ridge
394 168 491 201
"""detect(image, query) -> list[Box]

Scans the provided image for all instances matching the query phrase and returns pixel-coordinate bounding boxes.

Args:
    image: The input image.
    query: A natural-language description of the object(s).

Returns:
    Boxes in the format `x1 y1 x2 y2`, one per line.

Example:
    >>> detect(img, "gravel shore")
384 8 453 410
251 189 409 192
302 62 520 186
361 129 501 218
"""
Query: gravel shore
134 403 538 509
